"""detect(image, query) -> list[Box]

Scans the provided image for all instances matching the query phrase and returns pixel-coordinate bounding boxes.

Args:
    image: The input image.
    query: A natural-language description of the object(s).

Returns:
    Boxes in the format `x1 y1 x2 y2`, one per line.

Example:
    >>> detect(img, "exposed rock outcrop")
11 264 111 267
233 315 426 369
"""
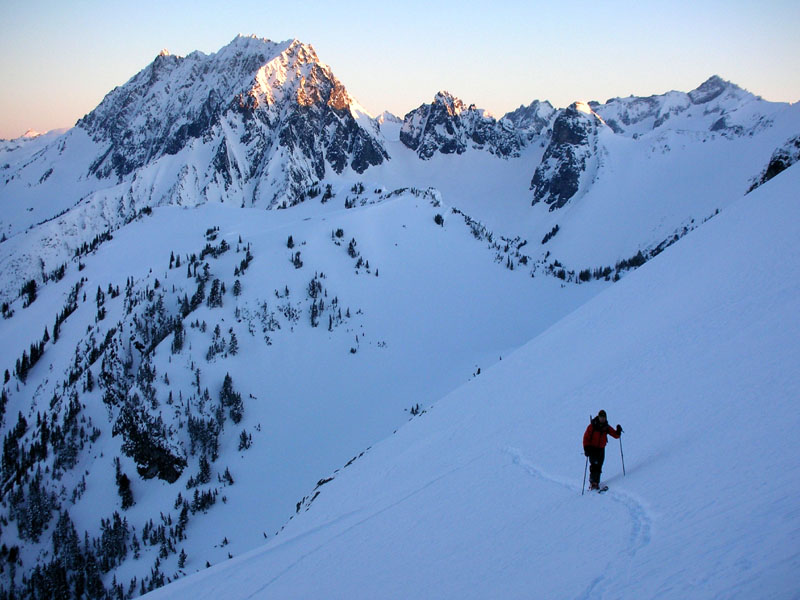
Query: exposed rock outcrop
530 102 604 210
400 92 522 159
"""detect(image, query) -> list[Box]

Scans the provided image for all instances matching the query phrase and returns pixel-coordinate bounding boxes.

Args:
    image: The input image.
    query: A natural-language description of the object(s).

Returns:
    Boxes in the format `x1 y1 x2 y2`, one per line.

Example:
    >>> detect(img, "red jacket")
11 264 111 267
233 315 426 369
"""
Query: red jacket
583 419 620 449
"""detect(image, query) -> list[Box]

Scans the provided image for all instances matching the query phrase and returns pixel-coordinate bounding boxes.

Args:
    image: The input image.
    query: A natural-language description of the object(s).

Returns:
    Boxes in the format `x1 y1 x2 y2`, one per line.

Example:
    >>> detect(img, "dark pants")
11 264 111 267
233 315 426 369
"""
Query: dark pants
587 447 605 486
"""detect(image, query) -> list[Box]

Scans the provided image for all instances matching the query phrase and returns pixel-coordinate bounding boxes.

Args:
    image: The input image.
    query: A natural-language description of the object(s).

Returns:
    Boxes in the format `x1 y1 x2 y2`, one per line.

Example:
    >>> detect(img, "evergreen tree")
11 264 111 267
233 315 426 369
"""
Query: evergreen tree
220 373 244 424
207 279 223 308
238 429 252 451
115 457 135 509
16 468 56 542
83 545 105 598
222 467 234 485
52 510 82 572
18 350 30 382
228 332 239 356
171 320 185 354
21 278 37 307
198 455 211 484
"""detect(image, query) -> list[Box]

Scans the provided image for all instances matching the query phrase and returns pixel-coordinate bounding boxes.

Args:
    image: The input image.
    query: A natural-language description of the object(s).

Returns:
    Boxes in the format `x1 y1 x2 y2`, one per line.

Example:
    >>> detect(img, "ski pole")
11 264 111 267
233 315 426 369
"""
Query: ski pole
619 429 626 476
581 454 588 495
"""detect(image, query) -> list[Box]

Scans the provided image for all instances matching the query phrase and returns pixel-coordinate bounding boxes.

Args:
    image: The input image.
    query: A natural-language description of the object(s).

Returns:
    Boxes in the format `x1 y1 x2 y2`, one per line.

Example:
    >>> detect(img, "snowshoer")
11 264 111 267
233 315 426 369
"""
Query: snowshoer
583 410 622 490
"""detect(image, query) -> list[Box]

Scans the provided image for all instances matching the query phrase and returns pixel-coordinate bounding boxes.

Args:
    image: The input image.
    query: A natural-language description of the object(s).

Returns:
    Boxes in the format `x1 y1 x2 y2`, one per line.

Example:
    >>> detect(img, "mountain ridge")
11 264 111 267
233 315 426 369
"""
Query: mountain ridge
77 35 387 194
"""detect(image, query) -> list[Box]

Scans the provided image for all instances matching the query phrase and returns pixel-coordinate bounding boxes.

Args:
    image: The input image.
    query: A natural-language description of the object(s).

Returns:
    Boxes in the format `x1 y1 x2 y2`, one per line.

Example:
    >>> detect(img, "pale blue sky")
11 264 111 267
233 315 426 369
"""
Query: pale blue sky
1 0 798 138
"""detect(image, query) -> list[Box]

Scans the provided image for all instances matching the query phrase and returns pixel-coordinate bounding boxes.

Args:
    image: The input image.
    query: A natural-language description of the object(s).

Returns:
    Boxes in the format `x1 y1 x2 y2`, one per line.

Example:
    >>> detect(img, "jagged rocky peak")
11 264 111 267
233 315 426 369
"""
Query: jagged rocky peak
530 102 605 210
551 101 604 143
688 75 743 105
376 111 402 125
400 91 522 159
241 38 351 111
78 35 287 173
591 92 677 134
73 34 387 206
433 90 468 116
501 100 556 138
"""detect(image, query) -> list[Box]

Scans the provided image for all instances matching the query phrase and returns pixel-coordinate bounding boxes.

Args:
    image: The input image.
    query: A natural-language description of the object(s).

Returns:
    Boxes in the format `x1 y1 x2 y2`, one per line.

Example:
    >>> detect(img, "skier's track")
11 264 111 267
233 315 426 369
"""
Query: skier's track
243 453 486 598
504 446 652 600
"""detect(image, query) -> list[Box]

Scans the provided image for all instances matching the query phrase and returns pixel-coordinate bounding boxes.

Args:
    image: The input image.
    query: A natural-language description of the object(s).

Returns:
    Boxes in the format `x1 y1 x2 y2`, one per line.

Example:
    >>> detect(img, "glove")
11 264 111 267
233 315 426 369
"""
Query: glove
616 424 623 435
584 446 590 457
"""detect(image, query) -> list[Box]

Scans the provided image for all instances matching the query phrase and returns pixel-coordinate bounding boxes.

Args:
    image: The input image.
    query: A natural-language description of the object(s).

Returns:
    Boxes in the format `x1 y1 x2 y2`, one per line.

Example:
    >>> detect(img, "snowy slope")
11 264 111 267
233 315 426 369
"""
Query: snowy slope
146 164 800 599
0 184 604 596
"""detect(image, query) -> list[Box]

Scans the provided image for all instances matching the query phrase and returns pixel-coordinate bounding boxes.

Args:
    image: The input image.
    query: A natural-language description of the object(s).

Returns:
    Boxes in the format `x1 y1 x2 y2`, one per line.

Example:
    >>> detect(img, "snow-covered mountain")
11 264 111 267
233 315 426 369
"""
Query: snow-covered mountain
592 75 765 137
1 34 799 600
399 91 522 159
501 99 556 141
77 36 387 200
530 101 604 210
0 36 386 248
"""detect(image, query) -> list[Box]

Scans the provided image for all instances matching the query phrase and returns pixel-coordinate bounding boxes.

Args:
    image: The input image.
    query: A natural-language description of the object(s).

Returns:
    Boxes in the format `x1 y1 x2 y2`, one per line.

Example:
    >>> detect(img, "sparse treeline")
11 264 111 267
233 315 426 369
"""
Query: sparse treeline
0 212 376 599
0 225 261 599
548 214 717 284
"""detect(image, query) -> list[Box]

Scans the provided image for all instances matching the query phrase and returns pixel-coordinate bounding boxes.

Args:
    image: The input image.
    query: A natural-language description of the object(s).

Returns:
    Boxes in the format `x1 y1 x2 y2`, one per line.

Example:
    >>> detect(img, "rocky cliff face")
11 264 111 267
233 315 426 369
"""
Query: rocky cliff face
530 102 604 210
78 35 388 207
748 134 800 193
501 100 556 142
400 91 522 159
